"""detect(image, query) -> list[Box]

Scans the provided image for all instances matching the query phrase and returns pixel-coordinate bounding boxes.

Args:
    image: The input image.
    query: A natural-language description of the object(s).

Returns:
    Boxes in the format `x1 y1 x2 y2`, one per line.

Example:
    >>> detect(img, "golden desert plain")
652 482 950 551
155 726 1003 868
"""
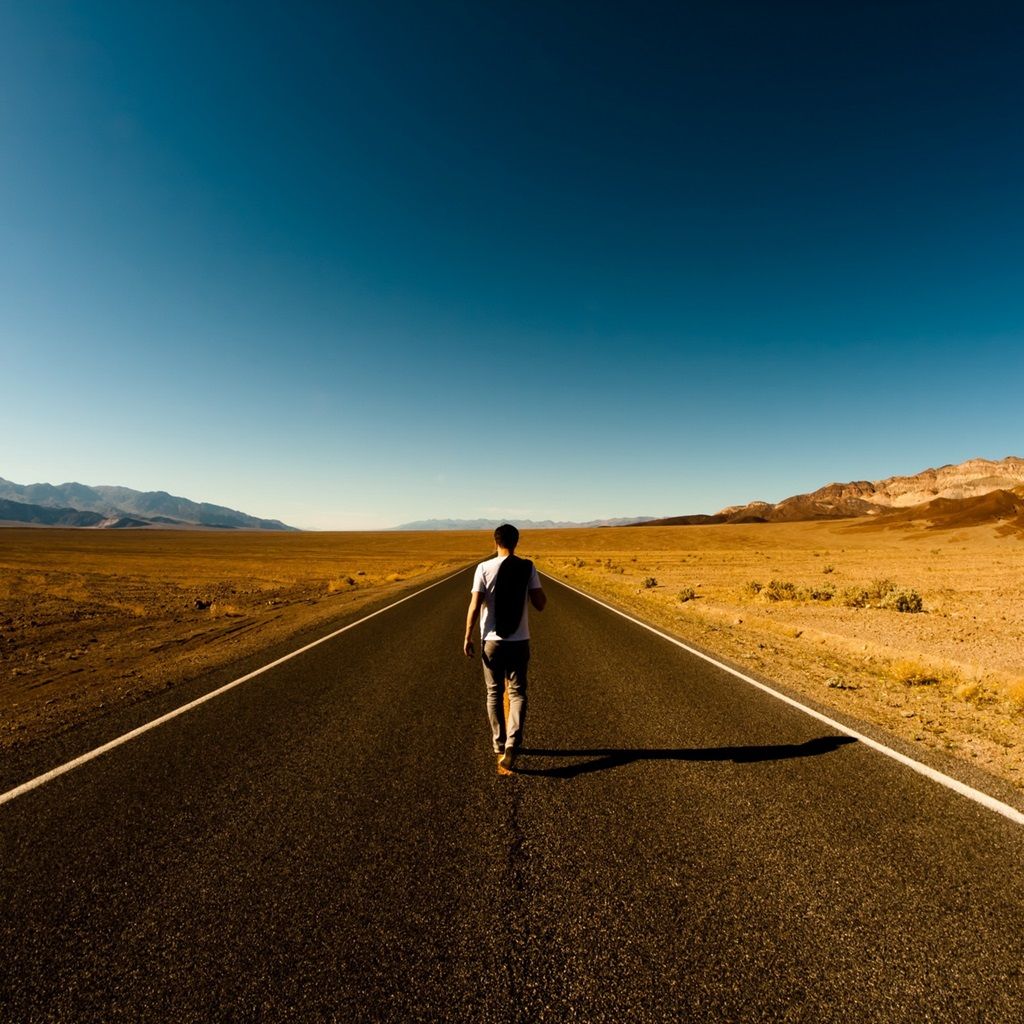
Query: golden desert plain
2 515 1023 789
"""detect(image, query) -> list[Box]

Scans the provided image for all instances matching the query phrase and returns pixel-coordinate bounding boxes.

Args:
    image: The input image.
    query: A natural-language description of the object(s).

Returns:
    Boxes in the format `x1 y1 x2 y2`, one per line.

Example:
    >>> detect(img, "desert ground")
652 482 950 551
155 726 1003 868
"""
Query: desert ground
524 518 1024 790
0 529 489 748
3 519 1023 791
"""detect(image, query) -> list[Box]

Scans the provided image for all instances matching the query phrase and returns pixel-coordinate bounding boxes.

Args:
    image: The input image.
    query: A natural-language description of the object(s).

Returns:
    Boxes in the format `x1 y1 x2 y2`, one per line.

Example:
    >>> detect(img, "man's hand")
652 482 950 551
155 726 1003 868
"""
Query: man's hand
464 591 484 658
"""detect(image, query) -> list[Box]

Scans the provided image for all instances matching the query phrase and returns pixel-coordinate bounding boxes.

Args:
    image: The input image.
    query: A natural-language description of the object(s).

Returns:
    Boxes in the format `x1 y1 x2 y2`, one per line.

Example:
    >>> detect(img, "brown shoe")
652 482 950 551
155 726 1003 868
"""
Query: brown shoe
498 749 515 772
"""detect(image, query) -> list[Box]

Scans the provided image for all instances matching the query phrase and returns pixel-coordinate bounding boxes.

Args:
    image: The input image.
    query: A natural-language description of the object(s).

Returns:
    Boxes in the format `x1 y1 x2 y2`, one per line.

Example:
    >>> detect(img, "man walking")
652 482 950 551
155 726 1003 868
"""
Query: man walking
464 524 546 775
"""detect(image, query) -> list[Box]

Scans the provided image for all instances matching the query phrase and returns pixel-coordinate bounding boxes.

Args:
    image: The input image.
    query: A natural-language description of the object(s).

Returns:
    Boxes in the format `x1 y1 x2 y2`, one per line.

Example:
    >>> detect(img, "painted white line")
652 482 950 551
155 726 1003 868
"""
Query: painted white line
545 573 1024 827
0 567 472 808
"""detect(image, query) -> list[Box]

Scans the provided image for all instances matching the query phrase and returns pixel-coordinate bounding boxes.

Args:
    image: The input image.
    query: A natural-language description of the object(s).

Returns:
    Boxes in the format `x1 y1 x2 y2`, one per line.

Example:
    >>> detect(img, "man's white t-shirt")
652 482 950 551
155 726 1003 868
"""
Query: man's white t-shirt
471 554 542 642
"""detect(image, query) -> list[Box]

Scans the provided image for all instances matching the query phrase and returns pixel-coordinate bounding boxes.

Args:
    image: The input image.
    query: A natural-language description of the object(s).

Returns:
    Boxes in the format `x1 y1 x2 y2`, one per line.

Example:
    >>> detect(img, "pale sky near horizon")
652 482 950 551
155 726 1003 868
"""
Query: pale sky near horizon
3 2 1023 530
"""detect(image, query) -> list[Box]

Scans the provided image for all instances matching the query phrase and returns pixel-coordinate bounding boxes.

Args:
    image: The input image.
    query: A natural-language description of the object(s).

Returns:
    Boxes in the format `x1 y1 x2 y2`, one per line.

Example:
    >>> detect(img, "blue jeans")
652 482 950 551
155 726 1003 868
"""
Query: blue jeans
481 640 530 754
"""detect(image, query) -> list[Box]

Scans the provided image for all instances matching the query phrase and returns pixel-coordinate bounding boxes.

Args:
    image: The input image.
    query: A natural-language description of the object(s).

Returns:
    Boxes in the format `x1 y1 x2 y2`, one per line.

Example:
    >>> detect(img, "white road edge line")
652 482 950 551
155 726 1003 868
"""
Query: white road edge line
545 573 1024 827
0 567 472 808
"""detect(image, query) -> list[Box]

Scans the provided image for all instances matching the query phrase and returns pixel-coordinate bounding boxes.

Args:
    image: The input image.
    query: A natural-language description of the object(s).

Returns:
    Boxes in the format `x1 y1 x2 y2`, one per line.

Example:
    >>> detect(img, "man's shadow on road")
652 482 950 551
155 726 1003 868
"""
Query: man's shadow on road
513 735 857 779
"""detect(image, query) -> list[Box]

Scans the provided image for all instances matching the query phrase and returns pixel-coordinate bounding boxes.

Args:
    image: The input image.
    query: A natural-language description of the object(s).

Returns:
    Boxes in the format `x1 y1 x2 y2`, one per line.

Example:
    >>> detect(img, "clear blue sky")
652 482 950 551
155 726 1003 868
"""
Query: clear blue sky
2 2 1022 529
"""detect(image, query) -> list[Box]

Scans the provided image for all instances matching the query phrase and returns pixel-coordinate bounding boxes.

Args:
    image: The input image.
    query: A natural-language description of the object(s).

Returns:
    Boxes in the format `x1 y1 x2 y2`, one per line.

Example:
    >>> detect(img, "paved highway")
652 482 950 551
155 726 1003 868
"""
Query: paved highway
2 569 1023 1022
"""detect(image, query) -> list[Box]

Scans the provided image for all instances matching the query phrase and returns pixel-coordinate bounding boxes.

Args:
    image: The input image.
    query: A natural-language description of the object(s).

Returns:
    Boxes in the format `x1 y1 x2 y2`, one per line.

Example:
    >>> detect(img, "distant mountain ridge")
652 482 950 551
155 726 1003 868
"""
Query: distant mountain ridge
0 498 106 528
0 477 297 531
392 516 656 531
634 457 1024 527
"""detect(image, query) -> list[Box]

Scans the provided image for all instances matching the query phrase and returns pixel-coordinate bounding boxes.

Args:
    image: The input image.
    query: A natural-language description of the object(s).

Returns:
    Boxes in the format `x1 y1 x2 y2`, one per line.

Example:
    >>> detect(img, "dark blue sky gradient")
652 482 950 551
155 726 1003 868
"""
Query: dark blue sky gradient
2 2 1022 527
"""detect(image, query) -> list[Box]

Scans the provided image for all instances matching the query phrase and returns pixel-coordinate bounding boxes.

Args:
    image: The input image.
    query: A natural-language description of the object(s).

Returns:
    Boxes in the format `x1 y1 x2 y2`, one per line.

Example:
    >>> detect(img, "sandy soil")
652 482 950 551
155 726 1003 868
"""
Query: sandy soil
523 519 1024 790
0 529 489 749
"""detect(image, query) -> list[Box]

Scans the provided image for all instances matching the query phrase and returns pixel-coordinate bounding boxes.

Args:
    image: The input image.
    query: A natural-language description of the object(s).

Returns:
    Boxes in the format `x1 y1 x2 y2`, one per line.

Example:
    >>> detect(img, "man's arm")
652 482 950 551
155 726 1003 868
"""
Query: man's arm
527 563 546 611
464 591 485 657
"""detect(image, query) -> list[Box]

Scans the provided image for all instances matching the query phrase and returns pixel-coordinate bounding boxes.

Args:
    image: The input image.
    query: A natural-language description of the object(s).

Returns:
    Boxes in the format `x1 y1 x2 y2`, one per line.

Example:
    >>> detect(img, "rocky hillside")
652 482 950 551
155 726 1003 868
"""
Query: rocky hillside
635 457 1024 526
855 485 1024 534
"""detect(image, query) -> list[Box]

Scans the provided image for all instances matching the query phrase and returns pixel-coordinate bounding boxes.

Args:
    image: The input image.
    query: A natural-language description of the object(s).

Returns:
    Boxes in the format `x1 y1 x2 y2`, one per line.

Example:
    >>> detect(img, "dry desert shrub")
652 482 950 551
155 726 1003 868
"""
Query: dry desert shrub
678 587 697 602
841 581 923 612
742 580 763 598
892 658 942 687
641 576 658 589
762 580 801 602
880 588 924 613
955 681 983 701
327 577 356 593
1006 678 1024 710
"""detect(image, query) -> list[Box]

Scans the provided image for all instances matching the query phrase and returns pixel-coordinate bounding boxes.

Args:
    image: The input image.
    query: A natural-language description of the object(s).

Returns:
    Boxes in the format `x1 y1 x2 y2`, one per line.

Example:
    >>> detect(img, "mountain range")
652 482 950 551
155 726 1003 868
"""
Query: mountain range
634 457 1024 527
6 457 1022 534
0 478 297 531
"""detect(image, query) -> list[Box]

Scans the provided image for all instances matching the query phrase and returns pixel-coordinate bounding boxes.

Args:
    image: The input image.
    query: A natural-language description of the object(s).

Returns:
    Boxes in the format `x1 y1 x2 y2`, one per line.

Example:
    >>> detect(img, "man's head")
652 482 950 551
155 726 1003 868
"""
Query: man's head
494 523 519 552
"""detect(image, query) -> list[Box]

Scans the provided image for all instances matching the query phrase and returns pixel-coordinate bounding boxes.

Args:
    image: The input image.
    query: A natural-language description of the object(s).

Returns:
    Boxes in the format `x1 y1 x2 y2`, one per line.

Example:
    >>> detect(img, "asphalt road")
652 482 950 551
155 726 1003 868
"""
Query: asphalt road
2 569 1024 1023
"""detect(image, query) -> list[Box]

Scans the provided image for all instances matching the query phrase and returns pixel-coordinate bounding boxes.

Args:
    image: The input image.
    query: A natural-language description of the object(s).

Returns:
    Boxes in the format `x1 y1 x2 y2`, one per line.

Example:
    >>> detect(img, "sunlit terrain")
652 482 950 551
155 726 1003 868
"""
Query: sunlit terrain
0 529 489 747
524 519 1024 789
